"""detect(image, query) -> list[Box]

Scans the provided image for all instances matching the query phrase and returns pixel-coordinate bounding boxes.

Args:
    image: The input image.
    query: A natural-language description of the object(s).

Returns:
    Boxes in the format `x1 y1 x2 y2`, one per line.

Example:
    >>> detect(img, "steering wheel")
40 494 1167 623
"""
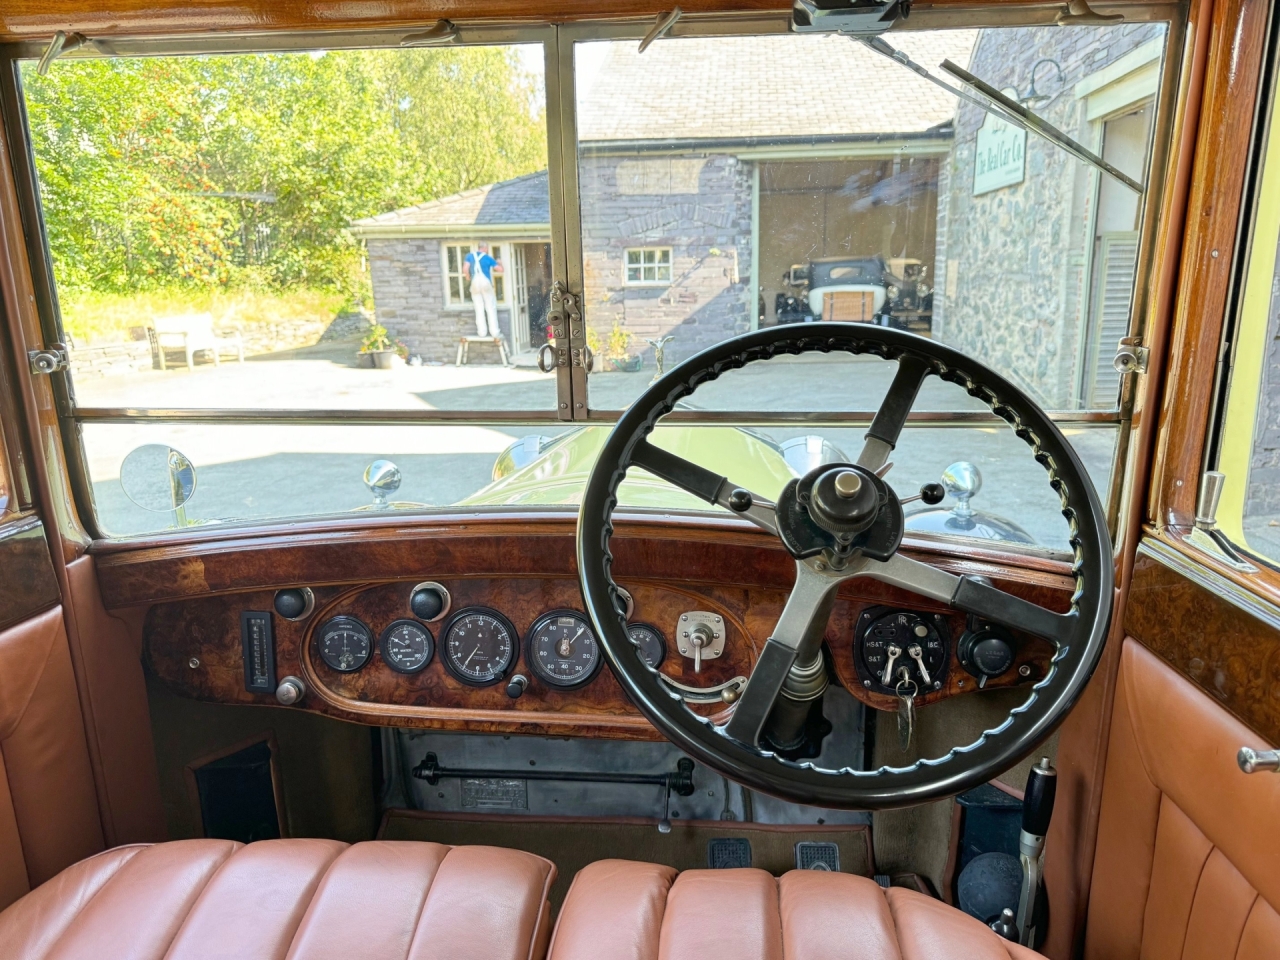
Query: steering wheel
577 324 1112 809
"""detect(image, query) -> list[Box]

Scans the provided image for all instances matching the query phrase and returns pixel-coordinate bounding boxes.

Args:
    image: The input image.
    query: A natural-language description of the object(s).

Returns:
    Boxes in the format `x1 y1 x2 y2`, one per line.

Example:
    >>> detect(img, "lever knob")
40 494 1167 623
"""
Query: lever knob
990 908 1019 942
275 676 306 706
411 584 447 621
1022 758 1057 836
505 674 528 699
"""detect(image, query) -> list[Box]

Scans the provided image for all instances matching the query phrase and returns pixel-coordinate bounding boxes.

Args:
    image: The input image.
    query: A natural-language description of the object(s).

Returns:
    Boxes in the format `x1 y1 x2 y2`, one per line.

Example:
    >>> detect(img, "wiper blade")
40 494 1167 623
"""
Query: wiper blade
854 36 1143 195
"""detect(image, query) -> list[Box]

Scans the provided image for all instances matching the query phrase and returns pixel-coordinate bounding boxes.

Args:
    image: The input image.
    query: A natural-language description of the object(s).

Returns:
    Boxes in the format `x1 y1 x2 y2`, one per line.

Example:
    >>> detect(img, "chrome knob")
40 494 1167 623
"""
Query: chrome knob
363 459 402 509
833 470 863 499
1238 746 1280 773
941 461 982 519
275 676 306 706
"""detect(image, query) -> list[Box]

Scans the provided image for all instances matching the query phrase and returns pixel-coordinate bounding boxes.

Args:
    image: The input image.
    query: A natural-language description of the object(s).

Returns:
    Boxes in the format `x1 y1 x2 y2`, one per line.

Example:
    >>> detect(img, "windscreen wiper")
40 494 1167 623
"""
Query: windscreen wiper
855 36 1144 194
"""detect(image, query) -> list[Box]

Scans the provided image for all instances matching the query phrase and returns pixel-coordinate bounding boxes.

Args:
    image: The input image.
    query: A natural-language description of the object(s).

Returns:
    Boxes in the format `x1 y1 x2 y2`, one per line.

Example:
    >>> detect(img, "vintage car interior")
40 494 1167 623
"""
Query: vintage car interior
0 0 1277 957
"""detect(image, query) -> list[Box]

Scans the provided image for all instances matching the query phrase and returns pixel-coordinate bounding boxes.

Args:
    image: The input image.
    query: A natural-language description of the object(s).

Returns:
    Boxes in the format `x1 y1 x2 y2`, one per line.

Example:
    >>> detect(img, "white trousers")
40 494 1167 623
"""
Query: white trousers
470 275 500 338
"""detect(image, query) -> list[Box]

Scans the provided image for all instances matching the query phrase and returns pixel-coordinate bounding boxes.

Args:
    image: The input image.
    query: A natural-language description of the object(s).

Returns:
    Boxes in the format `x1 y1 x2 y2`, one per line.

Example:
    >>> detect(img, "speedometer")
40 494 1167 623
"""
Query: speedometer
527 611 602 688
441 607 518 686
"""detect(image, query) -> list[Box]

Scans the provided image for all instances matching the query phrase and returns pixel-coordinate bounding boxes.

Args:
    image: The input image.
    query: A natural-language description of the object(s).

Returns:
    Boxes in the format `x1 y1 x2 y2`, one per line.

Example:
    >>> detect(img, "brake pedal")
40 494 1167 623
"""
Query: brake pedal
707 837 752 868
795 841 840 872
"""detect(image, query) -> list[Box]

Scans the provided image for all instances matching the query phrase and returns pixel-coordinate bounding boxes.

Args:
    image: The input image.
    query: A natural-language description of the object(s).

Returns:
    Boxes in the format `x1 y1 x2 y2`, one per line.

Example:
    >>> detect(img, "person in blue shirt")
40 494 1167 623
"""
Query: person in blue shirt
462 243 504 343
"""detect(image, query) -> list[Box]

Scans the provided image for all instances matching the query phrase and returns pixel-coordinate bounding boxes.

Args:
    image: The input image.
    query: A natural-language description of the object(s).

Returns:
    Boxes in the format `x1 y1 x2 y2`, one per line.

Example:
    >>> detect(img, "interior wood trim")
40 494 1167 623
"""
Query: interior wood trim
0 515 59 631
1150 0 1272 531
1124 537 1280 744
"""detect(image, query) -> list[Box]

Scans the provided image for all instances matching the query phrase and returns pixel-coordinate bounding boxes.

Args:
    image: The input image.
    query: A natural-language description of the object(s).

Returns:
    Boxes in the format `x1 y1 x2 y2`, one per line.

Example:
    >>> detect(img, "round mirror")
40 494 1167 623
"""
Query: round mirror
120 444 197 512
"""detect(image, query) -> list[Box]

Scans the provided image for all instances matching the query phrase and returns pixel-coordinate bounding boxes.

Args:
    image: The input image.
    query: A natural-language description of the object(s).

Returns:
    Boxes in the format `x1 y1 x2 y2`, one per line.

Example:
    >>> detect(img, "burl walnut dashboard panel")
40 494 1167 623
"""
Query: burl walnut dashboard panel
118 513 1071 738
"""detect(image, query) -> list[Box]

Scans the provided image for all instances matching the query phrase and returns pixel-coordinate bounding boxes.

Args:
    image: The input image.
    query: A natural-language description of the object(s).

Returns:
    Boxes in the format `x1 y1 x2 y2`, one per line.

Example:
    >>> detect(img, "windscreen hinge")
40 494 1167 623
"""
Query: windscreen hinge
28 345 69 376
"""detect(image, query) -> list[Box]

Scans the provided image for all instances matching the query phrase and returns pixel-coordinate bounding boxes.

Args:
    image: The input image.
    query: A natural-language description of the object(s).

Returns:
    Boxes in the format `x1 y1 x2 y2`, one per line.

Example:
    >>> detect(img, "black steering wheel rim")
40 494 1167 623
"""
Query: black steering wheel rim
577 323 1112 809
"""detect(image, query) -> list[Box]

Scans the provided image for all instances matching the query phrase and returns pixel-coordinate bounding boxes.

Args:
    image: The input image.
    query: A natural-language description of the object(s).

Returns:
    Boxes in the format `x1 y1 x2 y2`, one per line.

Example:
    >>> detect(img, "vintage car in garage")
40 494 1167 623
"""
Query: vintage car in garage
0 1 1276 959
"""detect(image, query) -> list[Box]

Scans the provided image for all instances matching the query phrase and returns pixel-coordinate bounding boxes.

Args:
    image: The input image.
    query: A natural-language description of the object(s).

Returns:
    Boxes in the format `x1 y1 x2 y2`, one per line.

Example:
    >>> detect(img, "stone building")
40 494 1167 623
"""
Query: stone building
932 23 1167 409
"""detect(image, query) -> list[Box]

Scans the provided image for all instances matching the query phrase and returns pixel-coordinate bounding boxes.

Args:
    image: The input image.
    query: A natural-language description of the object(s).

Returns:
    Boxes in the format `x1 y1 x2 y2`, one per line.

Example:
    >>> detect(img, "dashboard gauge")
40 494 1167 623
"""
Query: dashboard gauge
441 607 518 686
627 622 667 669
380 619 434 674
527 611 602 688
316 615 373 673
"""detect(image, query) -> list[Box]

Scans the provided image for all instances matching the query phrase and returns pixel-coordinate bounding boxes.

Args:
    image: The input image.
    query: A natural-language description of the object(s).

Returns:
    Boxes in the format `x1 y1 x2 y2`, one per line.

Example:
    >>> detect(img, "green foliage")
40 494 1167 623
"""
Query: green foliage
360 323 393 353
21 47 547 298
603 322 634 361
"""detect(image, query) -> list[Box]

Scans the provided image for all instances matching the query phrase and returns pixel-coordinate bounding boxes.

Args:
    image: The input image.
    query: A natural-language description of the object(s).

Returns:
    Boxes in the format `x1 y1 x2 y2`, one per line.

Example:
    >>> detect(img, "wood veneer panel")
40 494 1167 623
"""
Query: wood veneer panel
0 517 59 631
1124 542 1280 745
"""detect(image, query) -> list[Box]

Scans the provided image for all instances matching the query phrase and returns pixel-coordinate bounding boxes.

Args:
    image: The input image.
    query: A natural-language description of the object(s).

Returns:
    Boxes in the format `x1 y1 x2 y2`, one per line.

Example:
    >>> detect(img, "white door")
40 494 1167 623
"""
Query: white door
512 245 530 354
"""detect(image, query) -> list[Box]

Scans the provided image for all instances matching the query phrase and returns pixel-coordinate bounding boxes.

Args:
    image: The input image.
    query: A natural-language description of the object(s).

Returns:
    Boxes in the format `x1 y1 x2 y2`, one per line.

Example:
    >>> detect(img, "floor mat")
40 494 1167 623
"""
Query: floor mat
380 809 873 911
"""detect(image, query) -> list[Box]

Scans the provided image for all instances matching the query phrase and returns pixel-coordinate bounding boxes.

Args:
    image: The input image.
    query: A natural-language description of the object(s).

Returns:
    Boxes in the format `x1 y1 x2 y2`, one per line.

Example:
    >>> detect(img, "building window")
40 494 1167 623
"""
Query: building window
444 243 506 306
625 247 672 285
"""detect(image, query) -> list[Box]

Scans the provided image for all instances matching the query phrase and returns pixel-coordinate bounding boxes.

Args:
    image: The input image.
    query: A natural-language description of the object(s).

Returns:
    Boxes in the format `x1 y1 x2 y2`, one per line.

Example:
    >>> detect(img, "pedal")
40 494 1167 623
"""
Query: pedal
707 837 752 869
795 841 840 872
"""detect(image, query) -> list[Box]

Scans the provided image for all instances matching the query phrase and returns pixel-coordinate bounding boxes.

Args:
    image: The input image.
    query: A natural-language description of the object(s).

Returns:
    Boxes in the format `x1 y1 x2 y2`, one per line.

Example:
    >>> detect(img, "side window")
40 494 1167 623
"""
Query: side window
1215 71 1280 565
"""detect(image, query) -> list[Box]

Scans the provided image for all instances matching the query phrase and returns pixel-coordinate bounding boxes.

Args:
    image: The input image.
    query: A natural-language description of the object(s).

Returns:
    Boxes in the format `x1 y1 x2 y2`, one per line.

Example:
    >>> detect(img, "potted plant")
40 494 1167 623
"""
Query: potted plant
603 323 642 373
359 324 399 369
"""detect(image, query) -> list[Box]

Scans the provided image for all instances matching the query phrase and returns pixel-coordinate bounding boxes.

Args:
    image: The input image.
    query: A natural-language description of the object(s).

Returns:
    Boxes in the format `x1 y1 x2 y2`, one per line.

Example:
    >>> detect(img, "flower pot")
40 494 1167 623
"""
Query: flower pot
370 350 397 370
610 355 643 373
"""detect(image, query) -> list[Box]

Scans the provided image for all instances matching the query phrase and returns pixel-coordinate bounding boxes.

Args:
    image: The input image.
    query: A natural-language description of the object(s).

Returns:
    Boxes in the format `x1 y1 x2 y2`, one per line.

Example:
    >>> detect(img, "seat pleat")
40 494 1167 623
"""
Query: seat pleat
1236 896 1280 960
656 869 783 960
885 887 1044 960
43 840 239 960
1179 849 1257 960
546 859 675 960
163 839 348 960
285 840 450 960
0 845 145 960
406 845 556 960
1137 795 1212 960
779 871 901 960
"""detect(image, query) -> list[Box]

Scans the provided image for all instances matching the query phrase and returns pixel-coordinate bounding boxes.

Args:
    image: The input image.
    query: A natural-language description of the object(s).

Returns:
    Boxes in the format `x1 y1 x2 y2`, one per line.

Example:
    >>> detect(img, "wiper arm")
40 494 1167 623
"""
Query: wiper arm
854 36 1143 195
940 59 1143 194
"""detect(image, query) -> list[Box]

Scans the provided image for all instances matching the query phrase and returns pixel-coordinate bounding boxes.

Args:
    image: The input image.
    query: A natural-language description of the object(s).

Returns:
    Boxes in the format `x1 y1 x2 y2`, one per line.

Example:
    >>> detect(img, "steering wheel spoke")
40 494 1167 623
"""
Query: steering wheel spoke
631 439 778 535
859 553 1074 646
723 558 844 747
856 355 932 473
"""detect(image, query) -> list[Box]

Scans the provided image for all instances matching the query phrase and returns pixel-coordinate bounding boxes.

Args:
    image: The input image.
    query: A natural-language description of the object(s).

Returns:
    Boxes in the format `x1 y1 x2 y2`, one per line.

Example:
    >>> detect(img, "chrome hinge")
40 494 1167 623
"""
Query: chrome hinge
28 345 69 375
1112 336 1149 375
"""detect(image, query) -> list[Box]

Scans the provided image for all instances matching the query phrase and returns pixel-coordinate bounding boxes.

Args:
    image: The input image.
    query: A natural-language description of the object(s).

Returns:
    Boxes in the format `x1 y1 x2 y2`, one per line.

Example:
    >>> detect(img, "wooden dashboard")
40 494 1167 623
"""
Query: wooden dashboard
104 512 1072 739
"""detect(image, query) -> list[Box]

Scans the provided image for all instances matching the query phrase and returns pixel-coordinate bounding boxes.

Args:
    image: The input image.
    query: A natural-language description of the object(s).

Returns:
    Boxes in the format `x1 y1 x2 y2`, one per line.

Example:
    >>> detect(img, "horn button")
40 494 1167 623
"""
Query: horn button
775 463 904 562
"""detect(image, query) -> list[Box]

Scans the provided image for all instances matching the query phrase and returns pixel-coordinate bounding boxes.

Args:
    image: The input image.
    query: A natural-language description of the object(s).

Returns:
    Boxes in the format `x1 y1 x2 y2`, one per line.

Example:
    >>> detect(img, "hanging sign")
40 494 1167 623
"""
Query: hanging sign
973 113 1026 196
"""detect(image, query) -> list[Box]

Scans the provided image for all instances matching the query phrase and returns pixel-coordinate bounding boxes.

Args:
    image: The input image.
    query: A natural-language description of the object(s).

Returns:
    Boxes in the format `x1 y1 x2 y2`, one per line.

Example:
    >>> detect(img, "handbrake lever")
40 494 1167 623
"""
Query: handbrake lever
1016 758 1056 948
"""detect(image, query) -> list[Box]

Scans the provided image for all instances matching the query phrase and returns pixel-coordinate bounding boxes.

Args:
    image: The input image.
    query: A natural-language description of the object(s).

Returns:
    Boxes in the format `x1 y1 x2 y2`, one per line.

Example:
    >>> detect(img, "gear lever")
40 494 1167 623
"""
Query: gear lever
1015 757 1057 948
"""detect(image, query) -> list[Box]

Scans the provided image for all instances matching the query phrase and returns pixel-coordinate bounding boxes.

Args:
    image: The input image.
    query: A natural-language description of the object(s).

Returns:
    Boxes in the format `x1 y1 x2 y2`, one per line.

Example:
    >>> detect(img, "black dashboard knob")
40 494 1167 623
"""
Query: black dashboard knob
411 585 446 621
274 589 309 619
505 674 528 699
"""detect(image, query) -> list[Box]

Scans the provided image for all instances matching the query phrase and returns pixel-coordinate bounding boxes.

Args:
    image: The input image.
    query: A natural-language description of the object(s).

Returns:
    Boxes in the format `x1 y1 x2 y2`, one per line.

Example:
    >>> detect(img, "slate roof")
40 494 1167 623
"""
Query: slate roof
576 31 977 142
350 171 550 234
353 31 976 234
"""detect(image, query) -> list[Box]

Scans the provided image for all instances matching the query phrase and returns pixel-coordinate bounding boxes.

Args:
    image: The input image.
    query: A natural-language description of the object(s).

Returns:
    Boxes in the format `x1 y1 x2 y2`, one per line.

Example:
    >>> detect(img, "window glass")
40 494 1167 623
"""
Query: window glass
21 44 553 408
1212 79 1280 563
571 27 1166 419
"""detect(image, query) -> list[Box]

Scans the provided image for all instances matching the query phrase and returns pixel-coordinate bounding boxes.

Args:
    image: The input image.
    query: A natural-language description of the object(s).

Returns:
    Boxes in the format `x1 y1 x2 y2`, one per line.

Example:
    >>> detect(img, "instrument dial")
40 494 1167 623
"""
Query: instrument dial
441 608 518 686
380 619 434 674
627 622 667 669
316 615 373 673
527 611 602 688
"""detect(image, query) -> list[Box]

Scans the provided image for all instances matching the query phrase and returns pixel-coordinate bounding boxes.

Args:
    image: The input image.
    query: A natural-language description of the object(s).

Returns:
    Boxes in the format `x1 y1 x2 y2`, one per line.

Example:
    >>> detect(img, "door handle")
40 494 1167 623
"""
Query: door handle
1237 747 1279 773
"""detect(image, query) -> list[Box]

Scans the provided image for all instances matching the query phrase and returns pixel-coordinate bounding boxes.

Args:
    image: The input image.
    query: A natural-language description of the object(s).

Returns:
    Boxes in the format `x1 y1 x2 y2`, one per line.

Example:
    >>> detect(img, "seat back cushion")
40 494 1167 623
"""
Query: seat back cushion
1084 640 1280 960
0 839 556 960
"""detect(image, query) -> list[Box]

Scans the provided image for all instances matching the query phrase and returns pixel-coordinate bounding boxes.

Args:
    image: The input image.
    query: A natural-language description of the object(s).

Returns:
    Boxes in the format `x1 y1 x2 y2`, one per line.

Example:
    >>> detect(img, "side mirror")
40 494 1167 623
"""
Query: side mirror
120 444 197 524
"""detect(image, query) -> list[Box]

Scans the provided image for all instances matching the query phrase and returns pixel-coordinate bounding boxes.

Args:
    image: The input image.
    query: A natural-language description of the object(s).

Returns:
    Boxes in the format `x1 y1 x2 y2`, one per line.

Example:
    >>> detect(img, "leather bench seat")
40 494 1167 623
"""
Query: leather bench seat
0 839 555 960
547 859 1045 960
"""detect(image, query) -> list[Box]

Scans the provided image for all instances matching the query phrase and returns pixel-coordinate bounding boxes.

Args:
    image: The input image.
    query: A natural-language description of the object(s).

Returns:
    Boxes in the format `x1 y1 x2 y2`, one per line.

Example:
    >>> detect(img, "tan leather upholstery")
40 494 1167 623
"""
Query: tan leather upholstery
0 607 105 911
548 859 1045 960
1084 640 1280 960
0 839 557 960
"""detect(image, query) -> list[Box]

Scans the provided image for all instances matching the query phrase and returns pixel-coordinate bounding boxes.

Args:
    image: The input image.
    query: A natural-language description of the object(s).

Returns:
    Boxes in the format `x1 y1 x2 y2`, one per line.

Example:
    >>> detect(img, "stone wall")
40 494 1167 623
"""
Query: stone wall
579 153 754 367
69 340 152 379
367 237 512 363
933 22 1165 409
1246 237 1280 519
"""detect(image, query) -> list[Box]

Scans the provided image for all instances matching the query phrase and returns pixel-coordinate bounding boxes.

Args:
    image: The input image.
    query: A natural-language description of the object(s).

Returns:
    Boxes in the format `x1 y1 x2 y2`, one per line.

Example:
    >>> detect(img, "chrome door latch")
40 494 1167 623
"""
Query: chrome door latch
1112 336 1149 375
29 345 69 375
1238 746 1280 773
